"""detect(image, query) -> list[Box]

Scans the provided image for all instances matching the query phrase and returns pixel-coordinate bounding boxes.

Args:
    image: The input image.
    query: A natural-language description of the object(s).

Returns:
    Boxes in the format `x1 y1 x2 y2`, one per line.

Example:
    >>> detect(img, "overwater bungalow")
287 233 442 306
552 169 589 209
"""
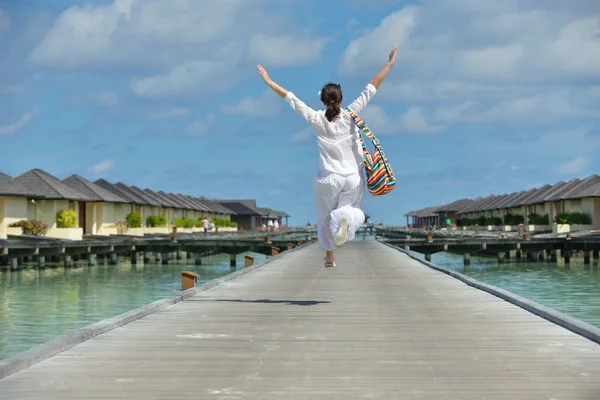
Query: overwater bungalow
10 169 94 240
410 173 600 230
61 174 129 235
0 172 45 239
433 198 474 227
217 199 261 231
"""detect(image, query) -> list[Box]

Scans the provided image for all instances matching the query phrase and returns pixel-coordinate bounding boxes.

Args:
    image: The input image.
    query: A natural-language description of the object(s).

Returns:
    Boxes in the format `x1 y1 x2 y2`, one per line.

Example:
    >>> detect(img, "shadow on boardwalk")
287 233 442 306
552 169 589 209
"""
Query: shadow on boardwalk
201 299 332 306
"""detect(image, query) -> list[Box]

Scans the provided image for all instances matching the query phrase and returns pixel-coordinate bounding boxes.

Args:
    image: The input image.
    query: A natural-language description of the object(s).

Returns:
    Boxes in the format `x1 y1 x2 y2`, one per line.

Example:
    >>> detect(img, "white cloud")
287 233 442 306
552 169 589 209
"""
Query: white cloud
338 1 600 127
89 158 115 174
130 59 238 99
247 34 327 67
0 10 9 39
361 105 444 134
292 128 313 143
557 157 590 175
90 91 119 107
221 91 281 117
149 107 190 120
188 114 216 137
0 109 39 135
30 0 327 99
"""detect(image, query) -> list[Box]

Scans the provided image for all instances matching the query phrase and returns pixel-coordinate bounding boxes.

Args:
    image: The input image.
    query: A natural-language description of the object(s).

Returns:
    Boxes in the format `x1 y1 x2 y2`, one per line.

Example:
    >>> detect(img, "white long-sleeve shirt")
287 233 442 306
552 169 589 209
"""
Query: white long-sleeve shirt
285 83 377 176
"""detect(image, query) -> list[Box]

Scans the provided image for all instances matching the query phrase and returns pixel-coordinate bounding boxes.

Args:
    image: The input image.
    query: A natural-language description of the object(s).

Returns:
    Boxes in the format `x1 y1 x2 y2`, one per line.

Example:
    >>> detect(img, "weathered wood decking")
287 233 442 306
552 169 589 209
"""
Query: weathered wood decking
2 241 600 399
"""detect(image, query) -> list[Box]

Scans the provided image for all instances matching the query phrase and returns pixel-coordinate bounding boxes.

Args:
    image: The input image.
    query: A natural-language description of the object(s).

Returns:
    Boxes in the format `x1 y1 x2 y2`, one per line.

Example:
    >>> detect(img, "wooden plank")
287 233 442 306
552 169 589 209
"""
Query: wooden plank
1 241 600 399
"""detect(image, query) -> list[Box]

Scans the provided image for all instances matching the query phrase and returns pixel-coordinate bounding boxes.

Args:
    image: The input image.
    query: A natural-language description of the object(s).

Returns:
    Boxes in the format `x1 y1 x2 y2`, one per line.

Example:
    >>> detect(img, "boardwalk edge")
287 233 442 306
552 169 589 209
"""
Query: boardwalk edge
0 242 313 380
382 241 600 346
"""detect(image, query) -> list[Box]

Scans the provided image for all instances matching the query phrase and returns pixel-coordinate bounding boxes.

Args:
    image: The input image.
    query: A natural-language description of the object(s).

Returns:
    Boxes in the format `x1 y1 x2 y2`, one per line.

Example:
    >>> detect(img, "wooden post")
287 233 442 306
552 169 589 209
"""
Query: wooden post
130 252 137 265
475 224 479 234
518 224 524 237
497 252 505 263
143 252 151 263
584 250 591 265
64 255 73 268
110 253 118 265
265 236 271 243
9 257 18 271
176 249 183 260
171 226 177 241
244 255 254 267
287 243 294 250
463 253 470 266
427 235 432 243
88 254 96 267
161 253 169 265
181 271 199 291
593 250 599 260
195 254 202 265
38 256 46 269
425 254 431 262
271 247 280 256
564 249 570 264
230 254 236 267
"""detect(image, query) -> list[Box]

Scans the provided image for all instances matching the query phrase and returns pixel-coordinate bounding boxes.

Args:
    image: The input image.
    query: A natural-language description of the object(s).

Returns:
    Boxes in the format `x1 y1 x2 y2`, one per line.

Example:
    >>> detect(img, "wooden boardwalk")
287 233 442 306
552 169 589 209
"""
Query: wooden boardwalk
2 241 600 399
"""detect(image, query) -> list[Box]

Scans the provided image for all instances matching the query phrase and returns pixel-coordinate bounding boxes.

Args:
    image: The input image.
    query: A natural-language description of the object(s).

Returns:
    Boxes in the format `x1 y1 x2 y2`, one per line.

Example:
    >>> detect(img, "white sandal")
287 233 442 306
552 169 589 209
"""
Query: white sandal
334 218 349 248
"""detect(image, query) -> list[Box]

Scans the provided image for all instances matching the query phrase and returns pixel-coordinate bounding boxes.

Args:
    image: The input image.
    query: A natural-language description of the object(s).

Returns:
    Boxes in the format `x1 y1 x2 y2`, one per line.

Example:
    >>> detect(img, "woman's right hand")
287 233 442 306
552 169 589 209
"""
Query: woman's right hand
388 44 398 65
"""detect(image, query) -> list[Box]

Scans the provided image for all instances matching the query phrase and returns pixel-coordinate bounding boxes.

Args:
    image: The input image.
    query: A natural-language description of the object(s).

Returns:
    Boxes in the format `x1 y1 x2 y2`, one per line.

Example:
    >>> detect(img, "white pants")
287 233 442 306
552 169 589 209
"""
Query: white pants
313 171 366 251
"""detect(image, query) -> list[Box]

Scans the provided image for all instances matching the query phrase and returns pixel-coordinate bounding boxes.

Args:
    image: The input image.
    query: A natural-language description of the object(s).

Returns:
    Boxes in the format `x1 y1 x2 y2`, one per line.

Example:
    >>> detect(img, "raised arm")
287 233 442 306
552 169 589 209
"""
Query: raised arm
257 64 288 97
369 44 397 89
257 64 318 124
348 45 397 114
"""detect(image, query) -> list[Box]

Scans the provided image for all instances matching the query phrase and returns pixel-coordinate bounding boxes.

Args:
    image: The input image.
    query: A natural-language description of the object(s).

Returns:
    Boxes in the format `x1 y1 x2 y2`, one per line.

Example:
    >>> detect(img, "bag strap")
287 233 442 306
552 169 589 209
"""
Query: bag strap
346 107 381 150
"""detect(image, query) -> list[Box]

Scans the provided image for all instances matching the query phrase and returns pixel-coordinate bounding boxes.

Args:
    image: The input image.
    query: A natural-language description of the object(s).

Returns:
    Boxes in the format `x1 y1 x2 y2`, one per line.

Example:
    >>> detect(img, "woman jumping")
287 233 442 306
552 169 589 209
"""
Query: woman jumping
257 44 397 267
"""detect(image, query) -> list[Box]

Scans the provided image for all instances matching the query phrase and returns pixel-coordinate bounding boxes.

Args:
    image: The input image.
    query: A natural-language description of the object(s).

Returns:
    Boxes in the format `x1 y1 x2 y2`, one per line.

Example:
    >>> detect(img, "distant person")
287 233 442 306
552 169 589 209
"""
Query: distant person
273 219 279 232
267 219 273 232
257 44 398 267
202 217 209 237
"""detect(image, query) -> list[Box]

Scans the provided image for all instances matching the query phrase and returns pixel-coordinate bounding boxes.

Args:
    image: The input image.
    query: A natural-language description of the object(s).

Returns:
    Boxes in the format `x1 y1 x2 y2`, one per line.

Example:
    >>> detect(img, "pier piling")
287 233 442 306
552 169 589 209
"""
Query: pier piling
463 253 470 266
87 254 96 267
497 252 505 263
584 250 591 265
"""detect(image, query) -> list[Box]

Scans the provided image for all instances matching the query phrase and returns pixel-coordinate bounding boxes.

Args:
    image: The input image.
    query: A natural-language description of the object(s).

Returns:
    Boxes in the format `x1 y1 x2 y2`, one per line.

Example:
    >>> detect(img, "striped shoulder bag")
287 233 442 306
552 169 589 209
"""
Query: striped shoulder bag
346 107 396 196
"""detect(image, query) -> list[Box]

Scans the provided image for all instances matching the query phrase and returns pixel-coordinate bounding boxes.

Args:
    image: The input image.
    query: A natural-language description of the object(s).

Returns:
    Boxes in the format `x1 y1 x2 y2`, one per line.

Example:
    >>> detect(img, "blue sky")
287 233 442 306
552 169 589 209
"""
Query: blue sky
0 0 599 225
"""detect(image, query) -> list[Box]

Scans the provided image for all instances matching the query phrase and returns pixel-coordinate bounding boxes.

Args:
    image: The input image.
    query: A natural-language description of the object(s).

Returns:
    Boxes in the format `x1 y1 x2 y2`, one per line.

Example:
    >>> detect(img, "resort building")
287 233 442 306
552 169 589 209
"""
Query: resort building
405 174 600 230
0 168 288 239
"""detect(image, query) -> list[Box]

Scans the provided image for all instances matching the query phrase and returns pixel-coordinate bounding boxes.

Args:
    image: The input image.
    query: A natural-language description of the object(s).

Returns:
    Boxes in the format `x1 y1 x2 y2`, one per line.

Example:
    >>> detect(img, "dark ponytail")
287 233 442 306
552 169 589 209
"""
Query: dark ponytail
325 102 341 122
320 83 343 122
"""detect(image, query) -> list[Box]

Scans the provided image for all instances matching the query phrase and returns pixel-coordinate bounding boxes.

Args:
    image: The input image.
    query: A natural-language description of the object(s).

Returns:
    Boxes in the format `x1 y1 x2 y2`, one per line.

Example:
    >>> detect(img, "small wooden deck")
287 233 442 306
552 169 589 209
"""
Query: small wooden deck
2 241 600 399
